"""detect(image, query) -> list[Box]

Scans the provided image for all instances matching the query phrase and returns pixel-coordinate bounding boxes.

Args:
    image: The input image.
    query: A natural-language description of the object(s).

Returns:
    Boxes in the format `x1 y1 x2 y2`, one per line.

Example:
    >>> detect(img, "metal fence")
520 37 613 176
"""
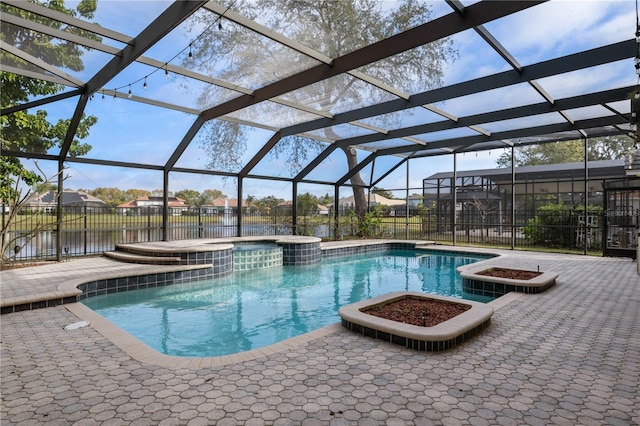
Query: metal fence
3 205 607 262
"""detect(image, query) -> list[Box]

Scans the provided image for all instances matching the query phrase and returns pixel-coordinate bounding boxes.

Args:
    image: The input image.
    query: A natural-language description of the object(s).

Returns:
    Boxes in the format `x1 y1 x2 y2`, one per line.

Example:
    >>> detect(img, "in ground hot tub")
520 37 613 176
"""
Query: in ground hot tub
232 241 283 271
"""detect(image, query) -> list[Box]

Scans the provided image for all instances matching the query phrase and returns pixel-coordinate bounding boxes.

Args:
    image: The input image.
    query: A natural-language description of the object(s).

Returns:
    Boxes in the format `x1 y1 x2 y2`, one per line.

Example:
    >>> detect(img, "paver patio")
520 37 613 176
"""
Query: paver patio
1 244 638 425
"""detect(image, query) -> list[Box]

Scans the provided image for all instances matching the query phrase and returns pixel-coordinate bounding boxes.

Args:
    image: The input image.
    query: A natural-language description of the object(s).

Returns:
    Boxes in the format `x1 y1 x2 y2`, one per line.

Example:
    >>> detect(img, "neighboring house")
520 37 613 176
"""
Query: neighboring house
338 194 406 210
116 196 188 216
275 201 293 215
23 191 108 213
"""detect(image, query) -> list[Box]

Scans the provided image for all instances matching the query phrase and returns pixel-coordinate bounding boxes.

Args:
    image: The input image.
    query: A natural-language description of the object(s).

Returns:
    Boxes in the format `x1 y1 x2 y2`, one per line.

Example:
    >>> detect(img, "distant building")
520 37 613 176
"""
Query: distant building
338 194 405 212
317 204 329 215
23 191 108 213
116 196 188 216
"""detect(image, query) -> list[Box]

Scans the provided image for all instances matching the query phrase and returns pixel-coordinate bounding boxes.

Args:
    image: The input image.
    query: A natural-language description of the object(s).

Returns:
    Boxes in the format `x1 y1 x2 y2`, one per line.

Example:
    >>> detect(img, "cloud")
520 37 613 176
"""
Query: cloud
484 0 634 65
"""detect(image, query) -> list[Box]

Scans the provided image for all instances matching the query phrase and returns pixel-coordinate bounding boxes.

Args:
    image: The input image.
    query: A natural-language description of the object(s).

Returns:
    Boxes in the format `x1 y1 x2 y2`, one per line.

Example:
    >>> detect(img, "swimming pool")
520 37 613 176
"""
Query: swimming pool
82 249 492 357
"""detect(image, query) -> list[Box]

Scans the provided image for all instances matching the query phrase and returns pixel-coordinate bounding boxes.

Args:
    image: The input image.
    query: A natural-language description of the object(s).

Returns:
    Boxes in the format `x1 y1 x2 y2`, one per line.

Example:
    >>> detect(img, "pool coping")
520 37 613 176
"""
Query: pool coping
65 302 345 368
66 290 520 367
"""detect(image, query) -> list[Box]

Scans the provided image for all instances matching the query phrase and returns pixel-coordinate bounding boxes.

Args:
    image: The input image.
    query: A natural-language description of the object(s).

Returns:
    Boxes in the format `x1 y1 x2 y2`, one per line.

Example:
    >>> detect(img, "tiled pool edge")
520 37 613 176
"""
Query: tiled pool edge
1 237 322 314
1 239 440 314
65 291 522 368
0 263 218 315
0 240 497 314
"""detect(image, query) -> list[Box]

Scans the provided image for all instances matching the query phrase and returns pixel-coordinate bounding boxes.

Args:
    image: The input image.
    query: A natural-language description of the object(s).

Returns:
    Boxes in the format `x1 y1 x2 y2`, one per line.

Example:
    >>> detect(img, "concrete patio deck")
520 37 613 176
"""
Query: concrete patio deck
1 244 638 425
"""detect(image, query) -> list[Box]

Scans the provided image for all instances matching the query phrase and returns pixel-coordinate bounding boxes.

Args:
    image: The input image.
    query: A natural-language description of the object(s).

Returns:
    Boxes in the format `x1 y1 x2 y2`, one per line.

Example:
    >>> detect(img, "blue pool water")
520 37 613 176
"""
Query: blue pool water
82 250 492 357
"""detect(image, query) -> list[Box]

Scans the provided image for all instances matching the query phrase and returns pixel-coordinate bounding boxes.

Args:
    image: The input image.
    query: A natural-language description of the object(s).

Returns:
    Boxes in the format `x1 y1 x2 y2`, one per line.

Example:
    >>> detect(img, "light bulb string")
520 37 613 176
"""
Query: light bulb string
100 1 238 98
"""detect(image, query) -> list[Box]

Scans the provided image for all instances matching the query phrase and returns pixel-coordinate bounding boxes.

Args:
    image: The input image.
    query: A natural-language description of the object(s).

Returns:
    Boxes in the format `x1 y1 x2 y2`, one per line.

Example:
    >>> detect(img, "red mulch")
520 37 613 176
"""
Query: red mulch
476 267 541 280
363 297 470 327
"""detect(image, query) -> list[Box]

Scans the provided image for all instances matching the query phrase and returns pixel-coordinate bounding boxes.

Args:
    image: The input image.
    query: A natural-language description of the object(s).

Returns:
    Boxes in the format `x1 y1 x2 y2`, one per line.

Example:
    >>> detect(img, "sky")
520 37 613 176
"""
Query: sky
18 0 637 200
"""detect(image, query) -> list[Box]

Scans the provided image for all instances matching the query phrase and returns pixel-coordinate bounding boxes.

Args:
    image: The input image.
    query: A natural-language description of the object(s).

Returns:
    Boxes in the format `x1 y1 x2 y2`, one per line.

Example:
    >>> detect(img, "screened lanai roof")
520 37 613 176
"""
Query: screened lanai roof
425 159 627 183
1 0 637 192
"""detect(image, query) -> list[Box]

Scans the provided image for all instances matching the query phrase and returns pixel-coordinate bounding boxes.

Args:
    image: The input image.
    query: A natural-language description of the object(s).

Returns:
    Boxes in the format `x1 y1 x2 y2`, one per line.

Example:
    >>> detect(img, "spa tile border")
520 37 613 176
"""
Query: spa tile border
282 241 321 265
76 265 232 301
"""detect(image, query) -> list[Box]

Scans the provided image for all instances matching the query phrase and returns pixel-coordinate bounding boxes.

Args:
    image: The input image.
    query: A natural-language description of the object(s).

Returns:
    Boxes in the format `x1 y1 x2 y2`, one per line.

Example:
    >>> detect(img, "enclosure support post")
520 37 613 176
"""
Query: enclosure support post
292 181 297 235
334 185 340 240
406 158 410 240
452 153 457 246
511 146 515 250
56 159 64 261
162 170 169 241
583 136 589 255
237 178 243 237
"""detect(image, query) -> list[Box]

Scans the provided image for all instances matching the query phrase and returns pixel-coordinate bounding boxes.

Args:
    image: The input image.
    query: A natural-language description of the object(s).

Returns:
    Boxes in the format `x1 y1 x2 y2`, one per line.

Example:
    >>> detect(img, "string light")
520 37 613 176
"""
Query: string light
99 2 236 99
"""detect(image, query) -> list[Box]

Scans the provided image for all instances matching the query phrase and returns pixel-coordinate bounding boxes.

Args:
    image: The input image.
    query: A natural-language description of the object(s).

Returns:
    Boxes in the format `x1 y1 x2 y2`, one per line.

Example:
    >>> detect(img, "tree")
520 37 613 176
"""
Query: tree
175 189 201 207
318 193 333 206
371 187 394 199
256 195 283 217
244 194 256 213
1 163 64 266
1 0 99 262
86 187 126 208
496 136 635 168
124 189 152 203
150 189 173 197
465 195 498 237
297 192 318 216
1 0 100 189
202 189 225 201
185 0 456 221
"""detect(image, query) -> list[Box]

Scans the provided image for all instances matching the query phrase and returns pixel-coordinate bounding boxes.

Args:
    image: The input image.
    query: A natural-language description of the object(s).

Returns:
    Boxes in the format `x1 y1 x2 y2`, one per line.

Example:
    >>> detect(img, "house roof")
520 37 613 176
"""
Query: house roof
424 159 627 184
340 193 405 206
116 195 187 208
26 191 107 207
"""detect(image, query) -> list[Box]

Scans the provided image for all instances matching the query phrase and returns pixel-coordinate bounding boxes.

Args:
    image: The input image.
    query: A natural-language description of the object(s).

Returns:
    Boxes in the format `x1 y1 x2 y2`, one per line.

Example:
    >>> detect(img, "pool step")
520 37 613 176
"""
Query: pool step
103 250 181 265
